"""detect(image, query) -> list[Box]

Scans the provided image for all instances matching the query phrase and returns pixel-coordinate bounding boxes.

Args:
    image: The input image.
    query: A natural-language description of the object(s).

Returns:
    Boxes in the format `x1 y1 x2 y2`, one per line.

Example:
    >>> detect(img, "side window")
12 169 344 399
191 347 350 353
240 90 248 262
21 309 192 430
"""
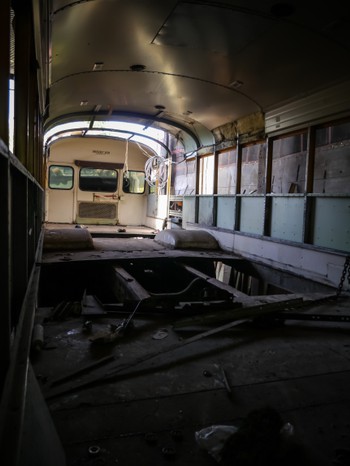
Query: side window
314 121 350 194
122 170 145 194
199 154 214 194
79 167 118 192
271 133 307 193
49 165 74 190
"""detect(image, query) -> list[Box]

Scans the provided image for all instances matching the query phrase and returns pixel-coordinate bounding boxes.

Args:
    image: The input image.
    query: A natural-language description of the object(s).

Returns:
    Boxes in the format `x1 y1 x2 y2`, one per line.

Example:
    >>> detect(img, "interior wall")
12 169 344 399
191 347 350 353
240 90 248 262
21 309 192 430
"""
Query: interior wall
46 137 149 225
178 117 350 289
145 194 168 230
191 225 348 290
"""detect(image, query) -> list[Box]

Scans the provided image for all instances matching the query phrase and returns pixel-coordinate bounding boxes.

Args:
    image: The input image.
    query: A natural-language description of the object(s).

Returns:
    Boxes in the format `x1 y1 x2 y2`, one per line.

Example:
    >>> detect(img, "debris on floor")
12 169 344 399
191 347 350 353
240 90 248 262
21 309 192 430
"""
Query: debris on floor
196 407 313 466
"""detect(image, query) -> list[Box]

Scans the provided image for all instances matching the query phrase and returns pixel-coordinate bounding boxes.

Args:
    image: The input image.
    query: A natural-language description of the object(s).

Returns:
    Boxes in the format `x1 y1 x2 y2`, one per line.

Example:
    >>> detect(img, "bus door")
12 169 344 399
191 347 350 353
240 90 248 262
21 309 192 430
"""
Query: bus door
75 165 119 225
46 164 75 223
118 169 147 225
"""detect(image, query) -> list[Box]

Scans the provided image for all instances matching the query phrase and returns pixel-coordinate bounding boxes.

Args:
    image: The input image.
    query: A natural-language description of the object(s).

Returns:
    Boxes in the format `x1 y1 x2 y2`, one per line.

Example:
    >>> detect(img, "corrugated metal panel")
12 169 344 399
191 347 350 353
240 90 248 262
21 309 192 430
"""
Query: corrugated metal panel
265 80 350 135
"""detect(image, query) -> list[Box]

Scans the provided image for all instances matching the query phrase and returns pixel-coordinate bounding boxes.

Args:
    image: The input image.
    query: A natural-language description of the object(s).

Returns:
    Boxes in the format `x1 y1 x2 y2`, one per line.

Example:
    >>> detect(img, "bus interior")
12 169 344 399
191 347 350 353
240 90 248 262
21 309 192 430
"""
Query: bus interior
1 1 350 465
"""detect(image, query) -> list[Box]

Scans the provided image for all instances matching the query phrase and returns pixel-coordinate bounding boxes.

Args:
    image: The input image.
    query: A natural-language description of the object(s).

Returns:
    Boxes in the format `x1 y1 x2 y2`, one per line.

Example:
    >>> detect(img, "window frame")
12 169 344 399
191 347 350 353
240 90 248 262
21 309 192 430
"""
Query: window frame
79 166 118 193
122 170 146 194
48 164 74 190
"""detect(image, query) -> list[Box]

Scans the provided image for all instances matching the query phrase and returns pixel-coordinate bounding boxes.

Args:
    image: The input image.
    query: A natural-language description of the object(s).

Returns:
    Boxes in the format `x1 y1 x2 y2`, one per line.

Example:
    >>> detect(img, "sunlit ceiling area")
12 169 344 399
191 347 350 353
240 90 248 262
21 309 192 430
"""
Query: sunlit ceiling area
44 121 170 157
40 1 350 156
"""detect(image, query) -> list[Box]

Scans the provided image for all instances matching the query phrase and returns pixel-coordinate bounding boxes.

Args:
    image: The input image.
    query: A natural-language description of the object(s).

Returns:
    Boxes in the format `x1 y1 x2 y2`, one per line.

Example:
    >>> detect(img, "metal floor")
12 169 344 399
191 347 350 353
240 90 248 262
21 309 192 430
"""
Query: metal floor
31 282 350 465
30 226 350 465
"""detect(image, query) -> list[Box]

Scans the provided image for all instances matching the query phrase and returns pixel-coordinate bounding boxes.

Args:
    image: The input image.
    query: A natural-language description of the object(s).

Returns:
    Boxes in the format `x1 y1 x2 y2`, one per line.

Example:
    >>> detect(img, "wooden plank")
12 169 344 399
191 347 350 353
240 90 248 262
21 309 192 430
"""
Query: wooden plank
173 297 303 328
173 292 336 329
50 355 115 387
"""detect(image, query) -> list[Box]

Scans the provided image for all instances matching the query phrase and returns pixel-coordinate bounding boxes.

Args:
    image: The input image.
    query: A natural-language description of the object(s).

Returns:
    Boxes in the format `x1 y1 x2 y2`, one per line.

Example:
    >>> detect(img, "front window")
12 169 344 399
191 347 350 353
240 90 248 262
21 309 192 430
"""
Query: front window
49 165 74 190
79 167 117 192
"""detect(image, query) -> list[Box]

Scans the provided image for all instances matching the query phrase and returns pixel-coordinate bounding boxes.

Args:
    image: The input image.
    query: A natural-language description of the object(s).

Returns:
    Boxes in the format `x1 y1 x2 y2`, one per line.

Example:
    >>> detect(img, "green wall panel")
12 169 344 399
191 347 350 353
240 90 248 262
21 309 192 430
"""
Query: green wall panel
270 196 304 242
183 196 196 225
217 196 235 230
198 196 214 225
240 196 264 235
313 197 350 252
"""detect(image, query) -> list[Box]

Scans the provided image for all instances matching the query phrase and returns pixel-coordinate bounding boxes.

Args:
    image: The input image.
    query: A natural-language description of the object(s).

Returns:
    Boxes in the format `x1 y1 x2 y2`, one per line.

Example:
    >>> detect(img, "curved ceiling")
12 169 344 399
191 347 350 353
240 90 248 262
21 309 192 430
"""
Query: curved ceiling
45 0 350 151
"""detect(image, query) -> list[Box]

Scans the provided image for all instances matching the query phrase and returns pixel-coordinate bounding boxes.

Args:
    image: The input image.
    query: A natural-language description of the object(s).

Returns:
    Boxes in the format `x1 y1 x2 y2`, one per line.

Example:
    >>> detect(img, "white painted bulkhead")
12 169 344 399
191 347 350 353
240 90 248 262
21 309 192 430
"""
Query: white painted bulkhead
188 226 348 291
46 137 150 226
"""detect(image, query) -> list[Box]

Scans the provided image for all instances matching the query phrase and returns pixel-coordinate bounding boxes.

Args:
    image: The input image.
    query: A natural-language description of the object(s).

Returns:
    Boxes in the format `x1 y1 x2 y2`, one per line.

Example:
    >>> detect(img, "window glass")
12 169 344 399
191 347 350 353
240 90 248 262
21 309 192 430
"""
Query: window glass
241 142 266 194
122 170 145 194
199 154 214 194
49 165 74 190
218 149 237 194
173 157 196 195
271 133 307 193
79 167 117 192
314 121 350 193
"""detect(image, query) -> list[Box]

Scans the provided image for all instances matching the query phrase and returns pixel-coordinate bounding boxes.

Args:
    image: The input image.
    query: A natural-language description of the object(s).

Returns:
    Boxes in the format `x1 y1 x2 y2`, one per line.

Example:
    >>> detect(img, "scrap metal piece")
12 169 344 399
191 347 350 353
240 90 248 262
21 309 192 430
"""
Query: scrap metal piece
173 297 303 329
89 299 145 344
46 297 309 399
31 323 44 352
82 320 93 333
152 328 169 340
50 355 115 387
221 367 232 395
263 312 350 324
81 291 107 316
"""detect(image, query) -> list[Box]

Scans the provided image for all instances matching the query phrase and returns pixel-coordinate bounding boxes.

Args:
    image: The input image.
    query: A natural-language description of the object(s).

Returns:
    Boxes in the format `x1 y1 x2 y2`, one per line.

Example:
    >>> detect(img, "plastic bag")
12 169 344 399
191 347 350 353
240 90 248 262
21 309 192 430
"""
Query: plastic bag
195 424 238 462
195 422 294 463
280 421 295 438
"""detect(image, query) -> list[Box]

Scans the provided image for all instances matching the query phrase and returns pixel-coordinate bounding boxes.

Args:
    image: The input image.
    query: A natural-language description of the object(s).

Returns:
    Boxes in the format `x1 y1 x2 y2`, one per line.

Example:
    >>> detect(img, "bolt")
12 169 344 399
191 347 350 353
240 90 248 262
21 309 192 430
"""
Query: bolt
88 445 101 456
